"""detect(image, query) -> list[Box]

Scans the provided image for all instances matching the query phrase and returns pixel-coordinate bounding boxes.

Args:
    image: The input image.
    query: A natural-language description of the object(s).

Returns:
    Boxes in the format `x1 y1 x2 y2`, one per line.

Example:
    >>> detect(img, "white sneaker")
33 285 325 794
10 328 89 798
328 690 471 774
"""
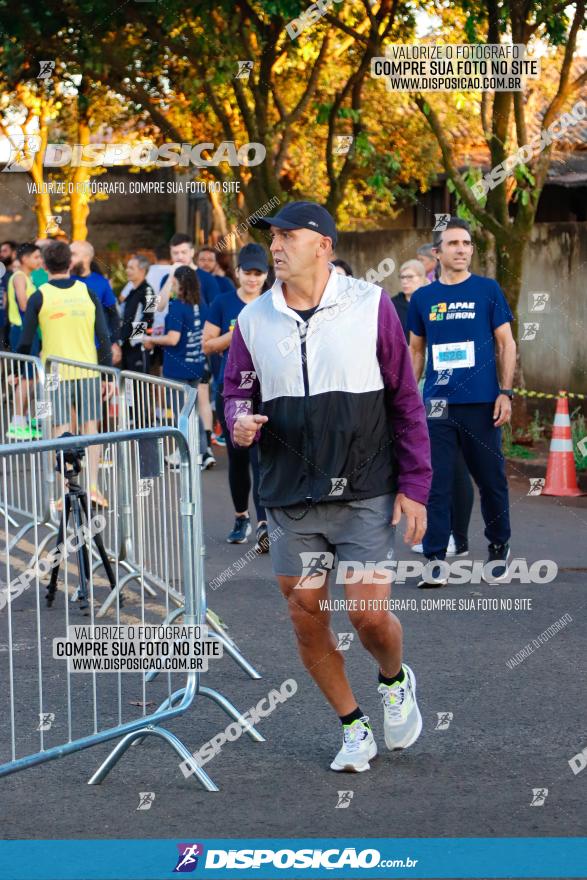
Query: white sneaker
378 664 422 750
165 448 181 470
330 717 377 773
415 536 468 557
417 560 448 588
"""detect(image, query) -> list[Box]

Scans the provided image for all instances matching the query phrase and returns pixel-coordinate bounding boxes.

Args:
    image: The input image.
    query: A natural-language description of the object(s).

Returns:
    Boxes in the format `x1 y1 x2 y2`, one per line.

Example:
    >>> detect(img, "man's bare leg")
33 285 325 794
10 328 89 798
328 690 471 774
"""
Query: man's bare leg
344 577 402 678
278 575 358 716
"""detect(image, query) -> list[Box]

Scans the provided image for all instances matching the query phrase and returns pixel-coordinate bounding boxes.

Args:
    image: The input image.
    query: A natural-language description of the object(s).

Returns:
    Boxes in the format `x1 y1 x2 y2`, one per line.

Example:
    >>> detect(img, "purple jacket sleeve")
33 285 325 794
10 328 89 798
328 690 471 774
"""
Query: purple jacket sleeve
377 292 432 505
223 321 262 447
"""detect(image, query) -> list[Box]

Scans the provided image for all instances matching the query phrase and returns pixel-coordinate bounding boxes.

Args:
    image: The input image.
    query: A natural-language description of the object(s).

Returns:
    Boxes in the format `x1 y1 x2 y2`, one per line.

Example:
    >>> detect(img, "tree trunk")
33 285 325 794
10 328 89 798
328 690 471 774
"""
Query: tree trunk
209 187 229 241
69 117 91 240
495 231 529 427
29 118 52 236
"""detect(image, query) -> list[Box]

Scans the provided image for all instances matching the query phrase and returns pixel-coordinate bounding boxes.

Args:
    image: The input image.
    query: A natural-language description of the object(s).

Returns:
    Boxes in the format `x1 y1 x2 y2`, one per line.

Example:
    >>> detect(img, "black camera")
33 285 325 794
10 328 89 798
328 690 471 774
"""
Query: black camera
55 432 85 475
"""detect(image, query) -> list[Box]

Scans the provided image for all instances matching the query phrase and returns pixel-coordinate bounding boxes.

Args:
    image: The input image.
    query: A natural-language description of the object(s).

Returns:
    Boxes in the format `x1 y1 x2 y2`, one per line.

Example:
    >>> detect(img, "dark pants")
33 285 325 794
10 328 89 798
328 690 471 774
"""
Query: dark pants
451 448 474 549
423 403 511 560
216 386 265 522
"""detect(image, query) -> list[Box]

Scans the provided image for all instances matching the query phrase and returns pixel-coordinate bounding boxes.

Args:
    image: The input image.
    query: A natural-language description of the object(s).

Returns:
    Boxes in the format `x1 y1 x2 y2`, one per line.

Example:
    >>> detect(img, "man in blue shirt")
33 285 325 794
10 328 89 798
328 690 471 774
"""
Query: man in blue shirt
155 233 221 467
197 246 236 296
408 218 517 586
70 239 121 359
157 234 220 313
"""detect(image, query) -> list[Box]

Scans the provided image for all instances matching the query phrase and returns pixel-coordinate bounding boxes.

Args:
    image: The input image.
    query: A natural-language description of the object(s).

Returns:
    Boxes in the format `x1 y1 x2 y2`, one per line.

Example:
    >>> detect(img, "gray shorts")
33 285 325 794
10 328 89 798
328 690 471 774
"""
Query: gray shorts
266 493 396 579
50 377 102 427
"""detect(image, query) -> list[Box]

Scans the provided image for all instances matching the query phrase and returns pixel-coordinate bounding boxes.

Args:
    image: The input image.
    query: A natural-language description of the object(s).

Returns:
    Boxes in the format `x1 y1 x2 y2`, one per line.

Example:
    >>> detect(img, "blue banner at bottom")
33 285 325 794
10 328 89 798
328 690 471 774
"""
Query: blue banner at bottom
1 838 586 879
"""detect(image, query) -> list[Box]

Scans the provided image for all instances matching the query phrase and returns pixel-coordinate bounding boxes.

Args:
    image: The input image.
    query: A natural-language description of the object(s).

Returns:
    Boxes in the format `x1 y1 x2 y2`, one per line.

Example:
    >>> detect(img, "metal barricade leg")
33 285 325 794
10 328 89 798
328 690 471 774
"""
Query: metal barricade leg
87 727 219 791
207 629 262 680
196 686 266 742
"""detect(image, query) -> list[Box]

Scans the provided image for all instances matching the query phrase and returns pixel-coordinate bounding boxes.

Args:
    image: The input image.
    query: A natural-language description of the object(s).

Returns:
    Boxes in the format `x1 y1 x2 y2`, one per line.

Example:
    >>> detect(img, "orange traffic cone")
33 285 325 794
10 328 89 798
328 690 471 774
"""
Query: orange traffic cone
541 393 585 497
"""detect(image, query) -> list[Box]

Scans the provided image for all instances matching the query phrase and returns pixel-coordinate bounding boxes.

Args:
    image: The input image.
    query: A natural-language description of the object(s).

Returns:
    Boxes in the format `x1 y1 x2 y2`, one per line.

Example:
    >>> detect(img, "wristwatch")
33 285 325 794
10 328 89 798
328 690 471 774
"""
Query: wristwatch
500 389 514 399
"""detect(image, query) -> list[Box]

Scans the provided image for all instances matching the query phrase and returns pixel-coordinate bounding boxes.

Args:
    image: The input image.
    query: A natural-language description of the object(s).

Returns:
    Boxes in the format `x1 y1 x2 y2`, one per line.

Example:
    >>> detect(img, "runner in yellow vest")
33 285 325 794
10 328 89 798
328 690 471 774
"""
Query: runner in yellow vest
16 241 114 507
6 244 43 439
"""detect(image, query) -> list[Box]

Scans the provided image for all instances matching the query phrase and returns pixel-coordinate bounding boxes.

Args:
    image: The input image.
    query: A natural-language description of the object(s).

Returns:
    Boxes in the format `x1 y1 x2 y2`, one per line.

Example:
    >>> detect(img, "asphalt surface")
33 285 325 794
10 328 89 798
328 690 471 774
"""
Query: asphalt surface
0 448 586 862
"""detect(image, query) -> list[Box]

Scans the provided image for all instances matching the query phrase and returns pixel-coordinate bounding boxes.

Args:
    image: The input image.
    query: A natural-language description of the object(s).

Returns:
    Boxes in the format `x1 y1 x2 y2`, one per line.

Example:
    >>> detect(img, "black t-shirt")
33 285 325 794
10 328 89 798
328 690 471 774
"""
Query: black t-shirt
293 306 318 322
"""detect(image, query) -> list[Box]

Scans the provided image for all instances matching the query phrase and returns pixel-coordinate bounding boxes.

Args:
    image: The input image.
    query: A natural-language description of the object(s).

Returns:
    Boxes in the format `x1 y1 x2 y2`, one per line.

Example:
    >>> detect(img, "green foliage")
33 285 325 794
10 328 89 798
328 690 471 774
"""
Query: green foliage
528 410 547 443
107 259 128 298
571 407 587 470
502 424 537 459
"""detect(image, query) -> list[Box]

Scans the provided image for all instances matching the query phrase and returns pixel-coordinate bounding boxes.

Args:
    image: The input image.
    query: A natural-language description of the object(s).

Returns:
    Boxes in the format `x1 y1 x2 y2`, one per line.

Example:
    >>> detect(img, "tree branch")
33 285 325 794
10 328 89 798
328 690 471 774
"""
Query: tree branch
414 94 505 239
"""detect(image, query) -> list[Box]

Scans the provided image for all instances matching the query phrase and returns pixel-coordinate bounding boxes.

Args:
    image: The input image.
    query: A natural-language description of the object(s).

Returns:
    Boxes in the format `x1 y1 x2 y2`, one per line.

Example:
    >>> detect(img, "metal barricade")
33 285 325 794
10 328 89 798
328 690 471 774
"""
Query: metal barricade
112 371 261 681
0 352 52 552
0 418 263 790
42 356 157 604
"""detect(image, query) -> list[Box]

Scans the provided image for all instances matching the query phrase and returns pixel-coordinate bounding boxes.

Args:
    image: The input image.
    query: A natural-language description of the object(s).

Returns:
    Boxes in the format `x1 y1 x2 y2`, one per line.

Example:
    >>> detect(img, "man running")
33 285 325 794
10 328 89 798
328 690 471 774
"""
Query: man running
408 217 516 586
223 201 432 772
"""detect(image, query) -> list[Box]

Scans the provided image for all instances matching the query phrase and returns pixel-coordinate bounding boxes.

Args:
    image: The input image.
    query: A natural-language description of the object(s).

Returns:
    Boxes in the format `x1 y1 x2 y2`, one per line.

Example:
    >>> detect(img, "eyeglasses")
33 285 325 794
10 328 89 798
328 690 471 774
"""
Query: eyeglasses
400 274 418 280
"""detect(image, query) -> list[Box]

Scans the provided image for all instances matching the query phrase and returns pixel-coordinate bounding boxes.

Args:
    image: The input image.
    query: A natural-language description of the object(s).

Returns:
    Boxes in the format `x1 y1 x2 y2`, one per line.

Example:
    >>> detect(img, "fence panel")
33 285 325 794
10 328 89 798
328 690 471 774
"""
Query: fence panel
0 423 263 790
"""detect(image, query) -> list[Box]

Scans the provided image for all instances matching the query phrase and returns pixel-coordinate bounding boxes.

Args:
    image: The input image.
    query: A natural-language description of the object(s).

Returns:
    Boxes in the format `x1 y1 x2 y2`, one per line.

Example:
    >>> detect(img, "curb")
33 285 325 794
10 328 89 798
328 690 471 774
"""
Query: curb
506 456 587 491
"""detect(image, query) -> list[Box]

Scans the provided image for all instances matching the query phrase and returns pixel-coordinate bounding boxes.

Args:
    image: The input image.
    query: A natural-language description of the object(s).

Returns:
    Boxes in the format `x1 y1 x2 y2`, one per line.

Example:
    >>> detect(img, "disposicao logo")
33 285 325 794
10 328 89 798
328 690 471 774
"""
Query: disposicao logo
173 843 204 873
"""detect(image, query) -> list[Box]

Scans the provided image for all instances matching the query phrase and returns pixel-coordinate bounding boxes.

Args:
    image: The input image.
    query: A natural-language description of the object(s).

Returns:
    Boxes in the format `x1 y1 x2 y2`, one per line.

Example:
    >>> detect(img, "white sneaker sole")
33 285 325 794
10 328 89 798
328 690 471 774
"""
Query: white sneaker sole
482 549 511 584
330 740 378 773
383 664 423 750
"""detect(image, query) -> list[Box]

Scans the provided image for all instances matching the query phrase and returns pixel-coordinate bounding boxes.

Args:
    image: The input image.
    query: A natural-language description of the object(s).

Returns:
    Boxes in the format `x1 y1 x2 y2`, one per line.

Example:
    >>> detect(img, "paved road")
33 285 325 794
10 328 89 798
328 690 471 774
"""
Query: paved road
1 448 586 854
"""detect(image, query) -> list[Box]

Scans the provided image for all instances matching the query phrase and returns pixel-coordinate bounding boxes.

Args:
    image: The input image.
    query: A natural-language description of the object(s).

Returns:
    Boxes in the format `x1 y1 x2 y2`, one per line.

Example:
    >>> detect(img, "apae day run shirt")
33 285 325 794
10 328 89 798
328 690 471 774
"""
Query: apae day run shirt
407 274 513 404
207 288 250 384
163 300 206 381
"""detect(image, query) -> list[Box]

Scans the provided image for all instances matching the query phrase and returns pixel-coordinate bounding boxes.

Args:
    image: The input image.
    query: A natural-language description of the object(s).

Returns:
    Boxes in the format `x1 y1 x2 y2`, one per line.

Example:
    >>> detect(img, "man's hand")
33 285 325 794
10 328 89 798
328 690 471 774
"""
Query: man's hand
233 414 268 447
392 493 427 545
142 337 155 350
493 393 512 427
111 342 122 366
7 374 20 387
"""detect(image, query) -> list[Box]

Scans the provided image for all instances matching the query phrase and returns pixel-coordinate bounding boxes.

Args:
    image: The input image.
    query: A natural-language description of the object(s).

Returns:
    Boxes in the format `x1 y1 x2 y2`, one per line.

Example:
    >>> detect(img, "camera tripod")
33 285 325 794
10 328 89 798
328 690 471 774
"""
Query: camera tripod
46 462 117 614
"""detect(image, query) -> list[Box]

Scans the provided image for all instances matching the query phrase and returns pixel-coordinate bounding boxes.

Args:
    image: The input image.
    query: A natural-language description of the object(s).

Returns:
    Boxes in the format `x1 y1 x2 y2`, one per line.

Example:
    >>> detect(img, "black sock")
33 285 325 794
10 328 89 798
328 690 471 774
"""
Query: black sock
206 430 212 447
339 707 368 727
379 666 405 687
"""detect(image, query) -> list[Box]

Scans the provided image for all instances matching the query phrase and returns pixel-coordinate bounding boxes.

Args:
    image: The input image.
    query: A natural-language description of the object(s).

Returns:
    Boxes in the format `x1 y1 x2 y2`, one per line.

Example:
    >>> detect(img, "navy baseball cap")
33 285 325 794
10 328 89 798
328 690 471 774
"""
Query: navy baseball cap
252 201 337 246
237 243 269 272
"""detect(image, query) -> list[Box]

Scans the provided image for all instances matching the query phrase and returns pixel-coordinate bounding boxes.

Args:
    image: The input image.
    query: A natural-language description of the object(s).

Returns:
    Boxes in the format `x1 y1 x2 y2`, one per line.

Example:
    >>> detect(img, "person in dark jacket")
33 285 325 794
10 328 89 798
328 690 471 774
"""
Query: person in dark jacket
391 259 428 342
118 254 155 373
222 201 432 775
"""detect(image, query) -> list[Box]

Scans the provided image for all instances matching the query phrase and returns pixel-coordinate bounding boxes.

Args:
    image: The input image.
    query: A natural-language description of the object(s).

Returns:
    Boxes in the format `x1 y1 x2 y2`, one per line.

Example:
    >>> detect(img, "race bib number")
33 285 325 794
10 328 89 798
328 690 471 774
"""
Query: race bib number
432 340 475 371
432 340 475 372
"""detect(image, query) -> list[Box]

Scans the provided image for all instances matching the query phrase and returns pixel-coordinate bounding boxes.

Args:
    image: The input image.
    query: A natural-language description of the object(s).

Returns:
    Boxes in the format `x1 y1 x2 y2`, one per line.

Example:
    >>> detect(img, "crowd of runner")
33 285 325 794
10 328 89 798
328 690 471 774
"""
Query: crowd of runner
1 203 517 772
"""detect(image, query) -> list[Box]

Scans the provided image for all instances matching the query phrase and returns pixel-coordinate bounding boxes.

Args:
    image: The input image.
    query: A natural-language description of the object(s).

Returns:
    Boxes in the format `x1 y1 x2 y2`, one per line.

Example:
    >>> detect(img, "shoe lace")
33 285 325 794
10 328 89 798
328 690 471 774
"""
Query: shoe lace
342 719 370 752
379 683 406 720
